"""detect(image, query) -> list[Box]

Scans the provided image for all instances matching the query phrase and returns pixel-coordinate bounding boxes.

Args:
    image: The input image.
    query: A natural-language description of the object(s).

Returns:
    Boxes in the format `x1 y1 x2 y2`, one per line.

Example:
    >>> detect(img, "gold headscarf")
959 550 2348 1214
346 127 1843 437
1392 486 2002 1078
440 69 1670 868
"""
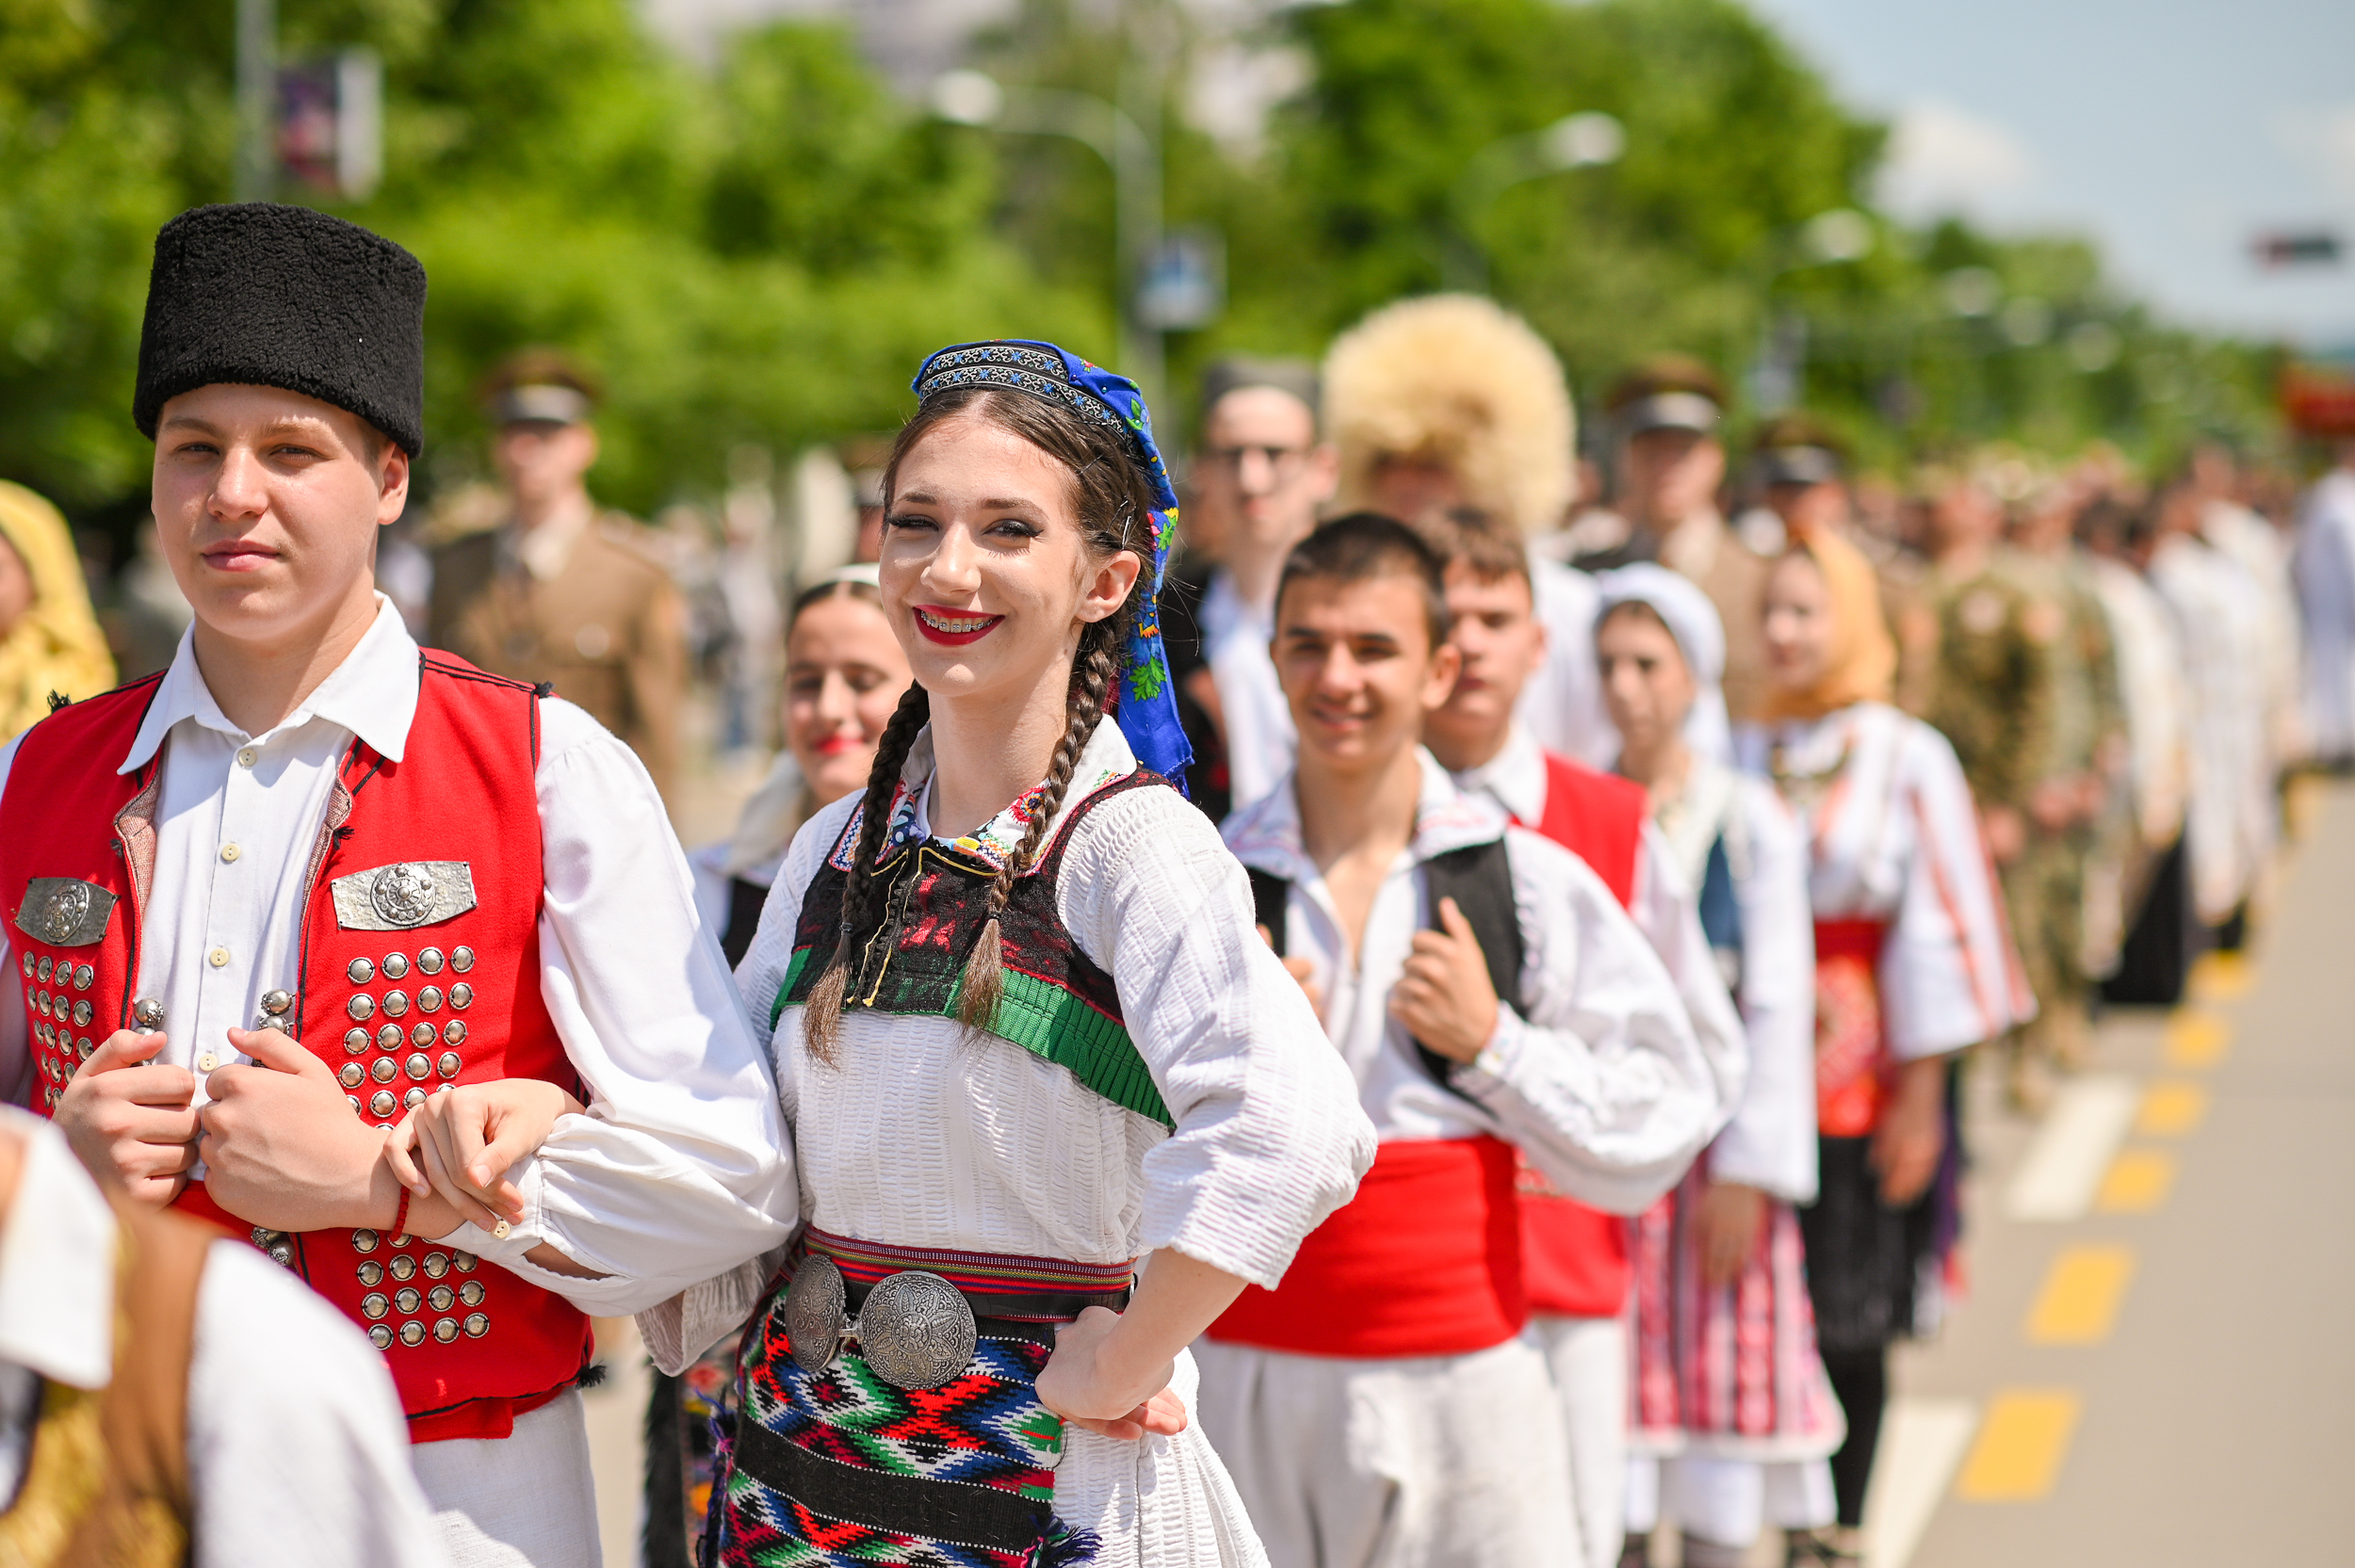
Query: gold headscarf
0 481 118 741
1760 523 1895 721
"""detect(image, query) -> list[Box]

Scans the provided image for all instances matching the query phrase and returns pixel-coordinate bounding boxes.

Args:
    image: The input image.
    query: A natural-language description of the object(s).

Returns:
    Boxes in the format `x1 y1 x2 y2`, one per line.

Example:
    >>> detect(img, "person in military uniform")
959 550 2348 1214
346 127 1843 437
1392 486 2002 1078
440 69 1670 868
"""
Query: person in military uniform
428 350 688 800
2003 478 2127 1080
1918 464 2056 1106
1576 359 1771 726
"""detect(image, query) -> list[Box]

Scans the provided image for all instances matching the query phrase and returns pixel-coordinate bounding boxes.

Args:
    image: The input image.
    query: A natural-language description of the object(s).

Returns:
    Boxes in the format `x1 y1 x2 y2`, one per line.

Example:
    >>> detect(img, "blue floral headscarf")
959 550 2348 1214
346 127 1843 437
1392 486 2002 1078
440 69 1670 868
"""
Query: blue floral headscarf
910 340 1194 792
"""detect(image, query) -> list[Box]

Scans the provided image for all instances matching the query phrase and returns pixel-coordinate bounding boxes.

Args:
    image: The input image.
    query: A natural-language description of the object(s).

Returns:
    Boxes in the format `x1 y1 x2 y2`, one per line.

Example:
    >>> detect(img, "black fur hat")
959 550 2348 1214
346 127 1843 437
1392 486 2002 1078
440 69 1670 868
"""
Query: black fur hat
133 203 427 456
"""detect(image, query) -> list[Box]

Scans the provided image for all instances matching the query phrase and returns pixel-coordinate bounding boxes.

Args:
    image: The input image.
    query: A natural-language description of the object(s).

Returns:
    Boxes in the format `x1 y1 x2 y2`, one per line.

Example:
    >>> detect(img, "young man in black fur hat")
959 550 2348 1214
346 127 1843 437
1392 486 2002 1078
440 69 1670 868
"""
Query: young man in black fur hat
5 202 795 1567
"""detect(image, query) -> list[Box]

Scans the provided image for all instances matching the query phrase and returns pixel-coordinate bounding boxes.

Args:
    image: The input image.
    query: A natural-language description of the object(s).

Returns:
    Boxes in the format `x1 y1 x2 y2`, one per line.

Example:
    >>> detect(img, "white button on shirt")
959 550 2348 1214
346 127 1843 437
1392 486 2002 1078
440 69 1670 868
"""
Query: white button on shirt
0 596 796 1316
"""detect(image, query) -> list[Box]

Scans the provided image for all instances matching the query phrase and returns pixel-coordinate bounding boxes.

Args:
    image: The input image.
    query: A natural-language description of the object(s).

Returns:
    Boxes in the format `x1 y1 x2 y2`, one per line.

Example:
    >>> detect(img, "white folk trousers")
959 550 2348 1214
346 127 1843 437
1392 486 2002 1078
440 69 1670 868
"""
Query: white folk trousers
1525 1314 1628 1568
410 1390 602 1568
1193 1335 1581 1568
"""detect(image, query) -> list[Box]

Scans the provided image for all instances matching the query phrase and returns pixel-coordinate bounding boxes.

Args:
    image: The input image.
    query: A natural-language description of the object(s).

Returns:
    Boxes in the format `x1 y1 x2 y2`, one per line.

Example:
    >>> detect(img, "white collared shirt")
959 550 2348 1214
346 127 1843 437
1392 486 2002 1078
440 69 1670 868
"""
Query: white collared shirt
0 1107 444 1567
1198 568 1296 812
1222 749 1724 1215
0 598 796 1322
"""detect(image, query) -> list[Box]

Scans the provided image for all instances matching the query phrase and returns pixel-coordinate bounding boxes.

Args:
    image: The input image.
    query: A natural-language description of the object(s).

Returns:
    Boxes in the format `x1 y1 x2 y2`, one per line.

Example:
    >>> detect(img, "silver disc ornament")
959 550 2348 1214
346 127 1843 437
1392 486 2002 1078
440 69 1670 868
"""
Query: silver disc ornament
784 1253 847 1376
857 1270 978 1390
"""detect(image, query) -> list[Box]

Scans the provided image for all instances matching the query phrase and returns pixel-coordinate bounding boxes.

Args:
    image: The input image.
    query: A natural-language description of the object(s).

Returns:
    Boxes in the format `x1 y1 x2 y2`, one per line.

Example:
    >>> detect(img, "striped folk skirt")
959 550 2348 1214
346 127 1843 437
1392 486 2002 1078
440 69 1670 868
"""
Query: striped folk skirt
1627 1166 1845 1463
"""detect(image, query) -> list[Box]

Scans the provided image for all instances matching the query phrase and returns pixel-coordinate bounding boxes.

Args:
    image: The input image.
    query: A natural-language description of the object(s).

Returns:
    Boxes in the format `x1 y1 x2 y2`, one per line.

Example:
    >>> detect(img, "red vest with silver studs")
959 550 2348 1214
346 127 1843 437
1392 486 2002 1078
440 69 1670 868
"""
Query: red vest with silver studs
2 655 593 1443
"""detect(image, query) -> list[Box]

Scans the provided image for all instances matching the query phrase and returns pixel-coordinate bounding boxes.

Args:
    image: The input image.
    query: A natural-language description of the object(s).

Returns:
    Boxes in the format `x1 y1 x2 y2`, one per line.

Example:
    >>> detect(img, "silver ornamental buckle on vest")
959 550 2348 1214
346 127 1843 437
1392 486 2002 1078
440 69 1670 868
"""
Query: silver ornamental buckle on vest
329 862 479 931
783 1254 978 1390
13 878 117 946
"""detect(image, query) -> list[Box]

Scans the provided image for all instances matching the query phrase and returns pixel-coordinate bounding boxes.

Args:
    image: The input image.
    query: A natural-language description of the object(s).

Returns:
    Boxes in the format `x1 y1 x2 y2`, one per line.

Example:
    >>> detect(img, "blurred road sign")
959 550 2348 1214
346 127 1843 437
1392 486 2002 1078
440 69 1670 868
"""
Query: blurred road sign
279 50 382 200
2252 231 2341 268
1136 228 1225 332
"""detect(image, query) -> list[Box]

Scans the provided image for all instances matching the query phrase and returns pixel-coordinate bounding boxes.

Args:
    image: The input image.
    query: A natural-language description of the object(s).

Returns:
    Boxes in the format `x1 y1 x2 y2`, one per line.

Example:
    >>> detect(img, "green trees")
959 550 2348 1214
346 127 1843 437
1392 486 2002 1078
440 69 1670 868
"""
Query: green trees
0 0 2282 536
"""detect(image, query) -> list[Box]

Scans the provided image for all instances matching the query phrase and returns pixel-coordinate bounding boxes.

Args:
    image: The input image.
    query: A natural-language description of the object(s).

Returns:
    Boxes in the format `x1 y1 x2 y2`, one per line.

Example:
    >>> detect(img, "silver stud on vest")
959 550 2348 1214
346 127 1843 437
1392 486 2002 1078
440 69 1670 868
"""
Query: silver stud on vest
442 1021 467 1046
358 1260 383 1286
132 997 165 1029
381 953 410 980
417 947 445 975
377 1023 402 1050
347 957 376 985
398 1321 426 1348
368 1324 394 1350
347 994 375 1022
463 1312 489 1338
447 983 473 1010
72 964 92 991
345 1027 369 1054
417 986 443 1012
382 989 409 1018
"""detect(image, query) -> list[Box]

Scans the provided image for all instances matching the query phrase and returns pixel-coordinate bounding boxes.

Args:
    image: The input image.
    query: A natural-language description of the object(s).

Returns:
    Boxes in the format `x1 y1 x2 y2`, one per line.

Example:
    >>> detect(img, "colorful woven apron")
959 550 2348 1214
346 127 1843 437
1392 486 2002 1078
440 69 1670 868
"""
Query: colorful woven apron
713 1228 1134 1568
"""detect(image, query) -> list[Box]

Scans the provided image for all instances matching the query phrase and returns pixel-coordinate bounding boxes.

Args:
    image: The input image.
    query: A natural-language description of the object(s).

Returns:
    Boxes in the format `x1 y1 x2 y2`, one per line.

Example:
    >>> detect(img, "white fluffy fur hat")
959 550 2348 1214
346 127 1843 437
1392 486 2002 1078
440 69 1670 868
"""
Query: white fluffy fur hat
1322 294 1576 536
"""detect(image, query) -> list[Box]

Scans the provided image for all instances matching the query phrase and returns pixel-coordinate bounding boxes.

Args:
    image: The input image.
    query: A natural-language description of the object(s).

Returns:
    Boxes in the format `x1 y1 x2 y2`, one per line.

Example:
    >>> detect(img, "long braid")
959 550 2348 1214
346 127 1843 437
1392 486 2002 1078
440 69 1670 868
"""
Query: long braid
953 638 1120 1032
801 680 932 1064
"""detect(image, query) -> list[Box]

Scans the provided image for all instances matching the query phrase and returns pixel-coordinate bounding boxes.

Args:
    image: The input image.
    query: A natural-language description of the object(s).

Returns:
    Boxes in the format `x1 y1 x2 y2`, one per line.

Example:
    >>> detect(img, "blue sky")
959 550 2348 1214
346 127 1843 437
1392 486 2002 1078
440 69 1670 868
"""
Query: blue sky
1744 0 2355 348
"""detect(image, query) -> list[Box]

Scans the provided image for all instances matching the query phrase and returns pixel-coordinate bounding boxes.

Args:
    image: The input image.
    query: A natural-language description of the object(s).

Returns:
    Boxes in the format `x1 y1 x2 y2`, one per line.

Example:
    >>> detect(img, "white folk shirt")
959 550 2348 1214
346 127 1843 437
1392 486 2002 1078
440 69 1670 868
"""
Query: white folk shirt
1198 569 1296 813
1523 557 1617 768
0 1107 446 1568
0 597 797 1318
1222 749 1725 1216
1447 724 1753 1188
1739 702 2034 1056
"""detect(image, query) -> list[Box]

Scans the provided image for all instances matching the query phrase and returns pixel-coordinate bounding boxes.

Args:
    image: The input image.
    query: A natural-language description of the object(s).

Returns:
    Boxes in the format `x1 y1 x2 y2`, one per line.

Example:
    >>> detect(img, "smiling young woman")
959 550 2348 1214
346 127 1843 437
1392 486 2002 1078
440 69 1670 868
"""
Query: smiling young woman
638 342 1374 1568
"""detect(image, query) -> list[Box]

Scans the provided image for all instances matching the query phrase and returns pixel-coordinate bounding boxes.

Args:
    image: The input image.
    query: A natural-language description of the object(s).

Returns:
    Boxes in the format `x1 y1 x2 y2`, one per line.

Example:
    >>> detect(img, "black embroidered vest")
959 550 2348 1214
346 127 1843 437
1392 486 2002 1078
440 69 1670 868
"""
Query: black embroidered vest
774 772 1174 1127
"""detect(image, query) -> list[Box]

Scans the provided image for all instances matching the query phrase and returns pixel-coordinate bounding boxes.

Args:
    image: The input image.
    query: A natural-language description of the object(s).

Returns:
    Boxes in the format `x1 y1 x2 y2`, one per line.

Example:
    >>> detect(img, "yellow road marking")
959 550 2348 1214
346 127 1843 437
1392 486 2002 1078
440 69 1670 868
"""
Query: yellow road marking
2136 1080 2209 1137
2188 951 2253 1001
2024 1245 2136 1344
2163 1010 2232 1069
2096 1149 2176 1212
1954 1390 2082 1500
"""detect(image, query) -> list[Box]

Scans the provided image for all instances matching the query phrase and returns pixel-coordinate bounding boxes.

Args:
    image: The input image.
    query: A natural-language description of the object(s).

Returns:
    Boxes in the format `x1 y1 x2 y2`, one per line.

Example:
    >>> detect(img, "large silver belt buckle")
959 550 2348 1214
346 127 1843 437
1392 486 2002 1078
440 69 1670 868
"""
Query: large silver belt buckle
782 1254 978 1390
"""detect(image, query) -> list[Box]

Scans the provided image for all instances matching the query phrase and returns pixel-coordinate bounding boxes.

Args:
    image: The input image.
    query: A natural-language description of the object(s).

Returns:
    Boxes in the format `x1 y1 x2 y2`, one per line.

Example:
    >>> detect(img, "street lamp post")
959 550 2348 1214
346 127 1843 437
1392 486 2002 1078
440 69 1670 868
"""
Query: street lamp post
234 0 277 202
933 70 1165 402
1444 111 1624 293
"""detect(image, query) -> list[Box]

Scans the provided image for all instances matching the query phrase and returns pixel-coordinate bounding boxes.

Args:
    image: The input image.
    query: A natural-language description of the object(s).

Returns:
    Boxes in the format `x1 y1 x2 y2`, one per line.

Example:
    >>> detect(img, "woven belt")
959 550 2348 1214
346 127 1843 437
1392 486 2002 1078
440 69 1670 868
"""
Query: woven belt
783 1226 1133 1390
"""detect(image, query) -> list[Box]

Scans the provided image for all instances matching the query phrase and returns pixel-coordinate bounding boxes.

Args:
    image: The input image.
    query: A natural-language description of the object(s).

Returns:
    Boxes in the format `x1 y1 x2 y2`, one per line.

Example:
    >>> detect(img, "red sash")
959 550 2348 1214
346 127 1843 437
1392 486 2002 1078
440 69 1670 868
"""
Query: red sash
1813 918 1891 1138
1208 1137 1525 1359
1518 752 1647 1317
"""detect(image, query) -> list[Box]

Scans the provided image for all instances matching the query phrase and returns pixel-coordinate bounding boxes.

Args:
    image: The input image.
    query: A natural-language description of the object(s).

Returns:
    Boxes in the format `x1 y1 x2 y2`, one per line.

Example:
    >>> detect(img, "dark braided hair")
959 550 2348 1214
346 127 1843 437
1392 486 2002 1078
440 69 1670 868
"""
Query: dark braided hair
799 383 1160 1063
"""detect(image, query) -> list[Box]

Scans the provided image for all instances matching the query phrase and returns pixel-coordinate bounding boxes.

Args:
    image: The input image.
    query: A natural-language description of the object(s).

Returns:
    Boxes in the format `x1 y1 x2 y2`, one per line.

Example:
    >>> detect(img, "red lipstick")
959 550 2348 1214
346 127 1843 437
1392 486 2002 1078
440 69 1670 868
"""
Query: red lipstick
912 605 1004 646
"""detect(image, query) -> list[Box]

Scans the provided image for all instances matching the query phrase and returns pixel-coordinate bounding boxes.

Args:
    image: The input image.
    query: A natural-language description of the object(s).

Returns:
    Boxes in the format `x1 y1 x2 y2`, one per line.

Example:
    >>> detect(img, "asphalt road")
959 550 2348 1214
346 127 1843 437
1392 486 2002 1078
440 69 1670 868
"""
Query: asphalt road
1885 777 2354 1568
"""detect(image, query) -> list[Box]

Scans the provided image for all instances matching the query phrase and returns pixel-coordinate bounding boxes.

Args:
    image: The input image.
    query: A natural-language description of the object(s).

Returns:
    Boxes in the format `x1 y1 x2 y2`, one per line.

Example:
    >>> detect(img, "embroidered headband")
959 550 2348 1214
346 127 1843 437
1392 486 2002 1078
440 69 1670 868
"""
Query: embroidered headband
909 340 1194 793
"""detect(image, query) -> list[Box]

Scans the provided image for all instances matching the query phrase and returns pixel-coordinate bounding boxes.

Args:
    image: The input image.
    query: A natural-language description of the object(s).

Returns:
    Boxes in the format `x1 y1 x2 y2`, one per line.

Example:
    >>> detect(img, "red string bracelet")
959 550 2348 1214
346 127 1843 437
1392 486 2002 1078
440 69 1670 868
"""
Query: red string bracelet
389 1183 412 1243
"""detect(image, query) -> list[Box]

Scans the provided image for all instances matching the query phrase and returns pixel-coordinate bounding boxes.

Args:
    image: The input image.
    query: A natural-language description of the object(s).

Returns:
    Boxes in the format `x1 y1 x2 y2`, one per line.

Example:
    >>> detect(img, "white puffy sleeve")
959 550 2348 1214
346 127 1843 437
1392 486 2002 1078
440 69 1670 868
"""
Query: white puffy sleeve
633 793 854 1375
449 702 797 1320
1626 821 1747 1150
1451 828 1720 1214
1705 780 1819 1203
1057 784 1375 1290
1879 719 2035 1059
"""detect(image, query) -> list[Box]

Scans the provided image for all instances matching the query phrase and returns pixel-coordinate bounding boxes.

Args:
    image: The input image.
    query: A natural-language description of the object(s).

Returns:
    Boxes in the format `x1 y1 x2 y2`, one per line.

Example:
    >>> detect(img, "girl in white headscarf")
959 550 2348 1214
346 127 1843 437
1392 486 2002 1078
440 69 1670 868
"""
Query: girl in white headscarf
1593 565 1840 1568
